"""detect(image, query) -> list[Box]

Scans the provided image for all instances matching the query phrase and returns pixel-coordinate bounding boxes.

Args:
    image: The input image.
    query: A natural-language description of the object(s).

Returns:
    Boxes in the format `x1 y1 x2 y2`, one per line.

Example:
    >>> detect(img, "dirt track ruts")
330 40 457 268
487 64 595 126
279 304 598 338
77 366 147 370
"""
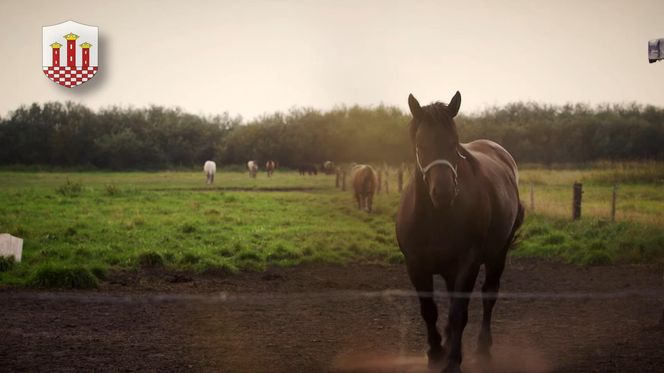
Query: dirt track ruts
1 257 663 372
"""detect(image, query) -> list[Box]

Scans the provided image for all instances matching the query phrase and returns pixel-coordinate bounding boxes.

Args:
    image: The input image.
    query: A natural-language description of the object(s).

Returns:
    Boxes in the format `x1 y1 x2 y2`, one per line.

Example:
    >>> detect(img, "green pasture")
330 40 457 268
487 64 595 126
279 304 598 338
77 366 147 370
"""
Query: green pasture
0 164 663 288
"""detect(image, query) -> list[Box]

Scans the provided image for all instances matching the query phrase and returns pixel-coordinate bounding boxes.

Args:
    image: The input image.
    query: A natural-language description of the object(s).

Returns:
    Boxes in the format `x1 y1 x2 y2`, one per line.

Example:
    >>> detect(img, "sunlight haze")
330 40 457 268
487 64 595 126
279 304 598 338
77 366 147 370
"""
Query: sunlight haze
0 0 662 119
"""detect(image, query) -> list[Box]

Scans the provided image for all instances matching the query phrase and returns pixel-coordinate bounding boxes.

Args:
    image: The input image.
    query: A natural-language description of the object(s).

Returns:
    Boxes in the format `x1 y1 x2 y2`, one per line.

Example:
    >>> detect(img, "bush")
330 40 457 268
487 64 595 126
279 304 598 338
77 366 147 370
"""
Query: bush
30 264 98 289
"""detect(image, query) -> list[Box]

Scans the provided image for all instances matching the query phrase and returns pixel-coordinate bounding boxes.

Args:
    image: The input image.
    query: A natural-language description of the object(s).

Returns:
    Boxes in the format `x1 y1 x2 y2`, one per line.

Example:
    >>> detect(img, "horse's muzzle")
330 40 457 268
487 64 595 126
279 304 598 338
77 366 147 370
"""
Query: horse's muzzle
429 184 456 209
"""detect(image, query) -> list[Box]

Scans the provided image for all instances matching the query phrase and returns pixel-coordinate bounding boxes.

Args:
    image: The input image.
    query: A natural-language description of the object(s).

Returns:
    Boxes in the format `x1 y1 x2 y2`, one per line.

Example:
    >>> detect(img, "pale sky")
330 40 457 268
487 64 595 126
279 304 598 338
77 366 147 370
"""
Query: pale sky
0 0 662 120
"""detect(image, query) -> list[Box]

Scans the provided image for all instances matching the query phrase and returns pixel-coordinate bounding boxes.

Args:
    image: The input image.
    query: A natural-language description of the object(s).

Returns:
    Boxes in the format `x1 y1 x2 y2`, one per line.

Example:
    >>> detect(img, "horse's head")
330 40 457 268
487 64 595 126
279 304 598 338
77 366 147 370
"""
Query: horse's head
408 92 464 209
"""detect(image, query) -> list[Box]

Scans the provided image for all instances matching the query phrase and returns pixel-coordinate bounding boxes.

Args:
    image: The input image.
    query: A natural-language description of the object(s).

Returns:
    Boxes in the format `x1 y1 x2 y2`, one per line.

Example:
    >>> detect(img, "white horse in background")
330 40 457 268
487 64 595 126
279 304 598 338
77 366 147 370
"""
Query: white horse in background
204 160 216 184
247 160 258 178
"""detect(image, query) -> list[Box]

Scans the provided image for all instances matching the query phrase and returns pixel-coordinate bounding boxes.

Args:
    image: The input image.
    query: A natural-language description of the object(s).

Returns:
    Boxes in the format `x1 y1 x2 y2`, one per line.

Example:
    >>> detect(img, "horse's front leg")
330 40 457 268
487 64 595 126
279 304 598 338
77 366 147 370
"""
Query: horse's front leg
443 262 480 373
408 268 444 367
477 259 506 358
441 276 455 354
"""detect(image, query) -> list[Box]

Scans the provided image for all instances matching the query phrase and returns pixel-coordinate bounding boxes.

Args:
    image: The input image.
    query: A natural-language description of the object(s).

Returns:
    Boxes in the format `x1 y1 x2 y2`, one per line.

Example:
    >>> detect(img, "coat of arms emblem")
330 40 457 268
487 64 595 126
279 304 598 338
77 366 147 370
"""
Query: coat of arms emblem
42 21 99 88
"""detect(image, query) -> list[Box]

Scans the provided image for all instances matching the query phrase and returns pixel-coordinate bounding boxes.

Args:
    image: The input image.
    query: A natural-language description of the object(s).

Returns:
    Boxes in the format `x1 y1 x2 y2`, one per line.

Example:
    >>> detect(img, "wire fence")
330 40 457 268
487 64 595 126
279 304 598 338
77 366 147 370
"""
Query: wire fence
522 182 663 226
333 164 663 227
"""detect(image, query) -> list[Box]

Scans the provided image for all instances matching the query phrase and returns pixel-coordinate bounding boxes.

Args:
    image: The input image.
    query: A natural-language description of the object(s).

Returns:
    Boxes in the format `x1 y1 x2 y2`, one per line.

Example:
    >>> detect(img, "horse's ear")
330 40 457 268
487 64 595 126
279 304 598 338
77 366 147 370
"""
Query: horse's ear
408 94 423 119
448 91 461 117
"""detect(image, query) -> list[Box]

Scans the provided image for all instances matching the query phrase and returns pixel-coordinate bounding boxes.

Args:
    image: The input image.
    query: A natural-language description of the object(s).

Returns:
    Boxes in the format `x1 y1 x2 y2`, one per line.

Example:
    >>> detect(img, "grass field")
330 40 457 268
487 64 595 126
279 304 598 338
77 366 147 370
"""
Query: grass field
1 163 663 288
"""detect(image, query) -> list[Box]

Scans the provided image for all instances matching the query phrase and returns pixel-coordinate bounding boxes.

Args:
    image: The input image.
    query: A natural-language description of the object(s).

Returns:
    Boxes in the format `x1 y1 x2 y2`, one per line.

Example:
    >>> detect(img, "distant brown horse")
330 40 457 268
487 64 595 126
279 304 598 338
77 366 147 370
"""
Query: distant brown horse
352 164 378 212
298 164 318 176
266 160 276 177
396 92 523 373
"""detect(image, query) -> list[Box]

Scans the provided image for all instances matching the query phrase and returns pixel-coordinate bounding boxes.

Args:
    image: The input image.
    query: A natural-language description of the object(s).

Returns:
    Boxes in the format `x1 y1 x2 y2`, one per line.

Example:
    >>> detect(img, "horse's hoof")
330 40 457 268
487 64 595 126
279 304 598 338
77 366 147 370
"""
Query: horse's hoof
427 347 445 368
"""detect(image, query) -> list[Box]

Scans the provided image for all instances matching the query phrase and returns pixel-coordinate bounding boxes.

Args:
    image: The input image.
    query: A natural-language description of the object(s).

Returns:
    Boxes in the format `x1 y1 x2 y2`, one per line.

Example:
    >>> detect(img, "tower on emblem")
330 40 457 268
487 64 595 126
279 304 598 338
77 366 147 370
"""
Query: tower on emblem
42 21 99 88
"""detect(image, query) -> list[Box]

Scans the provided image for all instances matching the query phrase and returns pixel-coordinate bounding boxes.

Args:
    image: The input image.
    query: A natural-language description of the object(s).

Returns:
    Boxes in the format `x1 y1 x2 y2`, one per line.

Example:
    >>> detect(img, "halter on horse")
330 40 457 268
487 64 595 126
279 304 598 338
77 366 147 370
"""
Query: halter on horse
415 146 466 201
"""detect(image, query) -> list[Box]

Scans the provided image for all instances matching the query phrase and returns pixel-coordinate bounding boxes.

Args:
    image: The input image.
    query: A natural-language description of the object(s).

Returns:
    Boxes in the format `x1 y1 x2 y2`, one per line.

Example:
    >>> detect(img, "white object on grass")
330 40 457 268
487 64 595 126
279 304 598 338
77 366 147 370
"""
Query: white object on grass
0 233 23 262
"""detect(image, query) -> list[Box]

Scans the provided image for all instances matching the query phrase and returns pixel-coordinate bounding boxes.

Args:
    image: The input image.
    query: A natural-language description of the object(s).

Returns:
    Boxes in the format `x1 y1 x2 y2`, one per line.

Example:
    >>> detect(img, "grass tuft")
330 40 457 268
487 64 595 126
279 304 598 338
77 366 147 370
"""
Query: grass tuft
56 178 83 197
0 256 16 272
29 263 98 289
104 183 122 196
90 265 108 280
137 251 164 268
181 252 202 264
180 222 197 234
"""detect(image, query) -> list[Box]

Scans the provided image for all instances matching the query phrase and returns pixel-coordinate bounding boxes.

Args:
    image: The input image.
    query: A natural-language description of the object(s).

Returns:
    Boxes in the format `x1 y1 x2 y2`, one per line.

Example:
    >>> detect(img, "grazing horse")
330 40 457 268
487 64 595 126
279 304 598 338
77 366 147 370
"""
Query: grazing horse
322 161 336 175
247 161 258 178
298 164 318 176
396 92 523 373
352 164 378 212
203 160 216 184
266 160 276 177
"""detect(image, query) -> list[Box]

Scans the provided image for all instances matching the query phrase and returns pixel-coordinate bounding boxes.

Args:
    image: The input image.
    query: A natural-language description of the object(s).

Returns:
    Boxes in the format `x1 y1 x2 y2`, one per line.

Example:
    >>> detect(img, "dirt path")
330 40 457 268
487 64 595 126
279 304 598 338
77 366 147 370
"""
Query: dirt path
2 258 663 372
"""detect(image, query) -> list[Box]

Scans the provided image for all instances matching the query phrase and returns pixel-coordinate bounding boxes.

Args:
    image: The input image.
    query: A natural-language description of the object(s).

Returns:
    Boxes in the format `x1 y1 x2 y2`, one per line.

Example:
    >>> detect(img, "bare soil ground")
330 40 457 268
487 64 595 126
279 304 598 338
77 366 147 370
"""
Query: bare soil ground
1 257 663 372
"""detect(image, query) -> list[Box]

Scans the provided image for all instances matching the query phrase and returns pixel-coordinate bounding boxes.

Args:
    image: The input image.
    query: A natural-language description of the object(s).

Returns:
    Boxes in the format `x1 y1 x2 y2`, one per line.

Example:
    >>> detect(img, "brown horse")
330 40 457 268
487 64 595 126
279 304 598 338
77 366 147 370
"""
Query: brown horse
352 164 378 212
266 160 276 177
396 92 524 373
298 164 318 176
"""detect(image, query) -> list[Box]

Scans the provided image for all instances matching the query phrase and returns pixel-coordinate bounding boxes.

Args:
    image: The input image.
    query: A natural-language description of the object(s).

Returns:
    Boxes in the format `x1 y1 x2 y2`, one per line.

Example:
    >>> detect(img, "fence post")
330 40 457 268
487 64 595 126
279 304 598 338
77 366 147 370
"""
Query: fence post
572 182 583 220
377 170 382 194
397 168 403 193
530 182 535 212
341 170 346 191
611 184 618 222
335 169 340 188
384 169 389 194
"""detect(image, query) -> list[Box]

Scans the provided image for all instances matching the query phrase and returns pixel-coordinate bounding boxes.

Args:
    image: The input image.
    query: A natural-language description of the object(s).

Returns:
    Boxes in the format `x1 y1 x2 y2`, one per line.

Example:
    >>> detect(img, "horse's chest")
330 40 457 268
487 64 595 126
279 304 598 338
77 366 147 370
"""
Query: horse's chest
418 221 472 259
426 217 467 241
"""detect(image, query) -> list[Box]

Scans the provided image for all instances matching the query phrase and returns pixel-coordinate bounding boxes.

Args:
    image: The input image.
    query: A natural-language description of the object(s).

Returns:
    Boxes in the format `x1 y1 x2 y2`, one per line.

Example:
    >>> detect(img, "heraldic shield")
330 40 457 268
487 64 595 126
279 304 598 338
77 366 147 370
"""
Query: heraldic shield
43 21 99 88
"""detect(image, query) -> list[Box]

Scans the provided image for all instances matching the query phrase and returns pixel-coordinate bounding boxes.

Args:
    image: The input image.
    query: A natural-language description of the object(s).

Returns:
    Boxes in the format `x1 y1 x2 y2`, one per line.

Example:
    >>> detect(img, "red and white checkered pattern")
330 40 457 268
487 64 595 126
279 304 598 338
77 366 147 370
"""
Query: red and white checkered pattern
42 66 98 88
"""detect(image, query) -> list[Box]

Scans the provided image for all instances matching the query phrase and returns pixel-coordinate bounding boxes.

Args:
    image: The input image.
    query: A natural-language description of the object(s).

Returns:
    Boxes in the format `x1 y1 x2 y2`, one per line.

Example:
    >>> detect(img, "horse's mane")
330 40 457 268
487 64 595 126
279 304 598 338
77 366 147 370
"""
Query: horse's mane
422 102 452 124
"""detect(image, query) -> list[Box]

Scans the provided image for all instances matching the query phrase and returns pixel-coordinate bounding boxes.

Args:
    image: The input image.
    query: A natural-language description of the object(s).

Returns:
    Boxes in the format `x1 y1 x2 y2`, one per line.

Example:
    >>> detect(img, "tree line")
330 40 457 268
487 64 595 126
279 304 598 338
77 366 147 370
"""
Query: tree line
0 101 662 169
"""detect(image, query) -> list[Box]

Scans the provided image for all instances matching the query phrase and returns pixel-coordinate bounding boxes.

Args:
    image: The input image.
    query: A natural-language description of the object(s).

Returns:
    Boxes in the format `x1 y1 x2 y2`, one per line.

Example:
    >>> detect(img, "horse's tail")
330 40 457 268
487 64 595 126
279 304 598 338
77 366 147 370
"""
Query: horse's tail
507 201 525 251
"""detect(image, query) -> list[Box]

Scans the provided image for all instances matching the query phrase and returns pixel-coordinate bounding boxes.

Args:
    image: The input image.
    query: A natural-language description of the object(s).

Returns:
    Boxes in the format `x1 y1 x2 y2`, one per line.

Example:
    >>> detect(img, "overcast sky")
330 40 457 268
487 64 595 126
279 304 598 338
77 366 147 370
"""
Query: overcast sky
0 0 662 120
